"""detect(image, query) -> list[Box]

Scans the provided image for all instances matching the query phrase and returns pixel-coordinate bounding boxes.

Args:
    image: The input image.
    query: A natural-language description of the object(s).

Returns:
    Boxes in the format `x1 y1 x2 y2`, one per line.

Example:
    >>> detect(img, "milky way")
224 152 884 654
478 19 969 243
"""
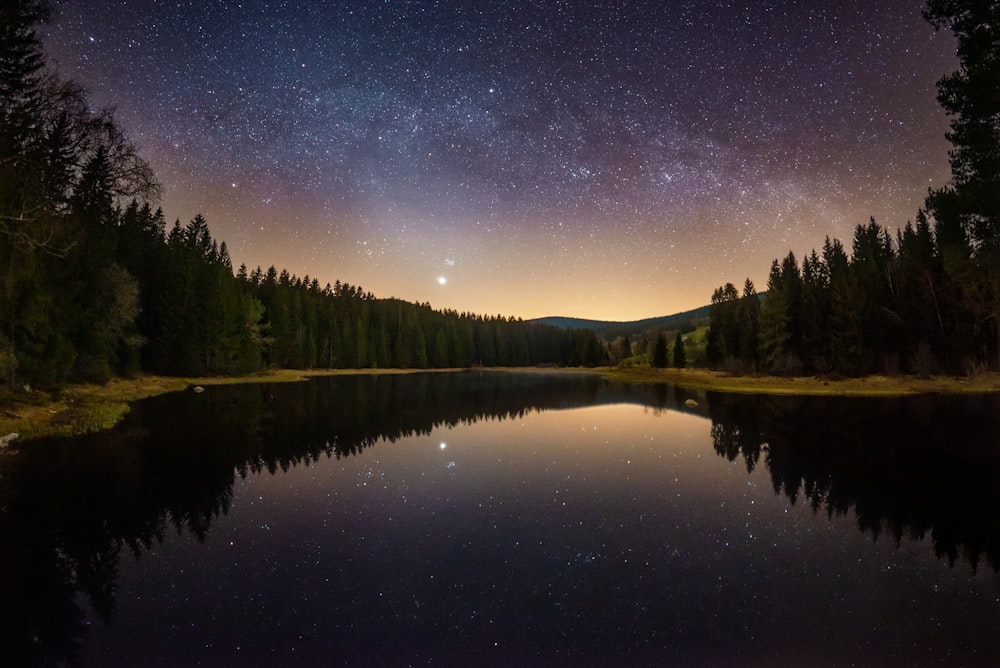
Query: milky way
42 0 957 320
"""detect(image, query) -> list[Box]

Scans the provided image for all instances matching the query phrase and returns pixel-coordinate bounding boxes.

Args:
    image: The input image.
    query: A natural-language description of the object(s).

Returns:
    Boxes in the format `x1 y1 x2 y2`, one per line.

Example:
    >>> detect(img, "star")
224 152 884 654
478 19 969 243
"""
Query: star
42 0 959 321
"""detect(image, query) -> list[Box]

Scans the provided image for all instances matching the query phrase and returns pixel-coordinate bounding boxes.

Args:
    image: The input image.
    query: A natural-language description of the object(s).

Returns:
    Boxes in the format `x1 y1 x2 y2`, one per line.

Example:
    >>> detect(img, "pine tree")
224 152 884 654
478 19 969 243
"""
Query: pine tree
924 0 1000 368
672 331 686 368
651 331 668 368
1 0 53 247
706 282 740 367
826 237 867 375
737 278 760 368
924 0 1000 245
799 249 831 372
432 327 449 368
850 218 898 372
757 258 797 373
896 213 946 372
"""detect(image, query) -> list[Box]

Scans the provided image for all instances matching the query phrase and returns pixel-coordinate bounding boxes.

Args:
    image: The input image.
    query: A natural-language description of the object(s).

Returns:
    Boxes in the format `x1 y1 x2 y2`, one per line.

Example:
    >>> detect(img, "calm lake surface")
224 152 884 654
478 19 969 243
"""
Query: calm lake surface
2 372 1000 666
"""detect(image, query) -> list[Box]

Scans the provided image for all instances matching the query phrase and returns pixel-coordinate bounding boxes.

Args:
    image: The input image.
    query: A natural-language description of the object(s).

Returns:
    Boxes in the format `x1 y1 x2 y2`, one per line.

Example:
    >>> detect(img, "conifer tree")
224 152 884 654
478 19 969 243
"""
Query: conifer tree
432 328 450 368
799 249 831 372
706 282 740 368
924 0 1000 245
757 257 799 374
672 331 686 368
737 279 760 367
651 331 668 368
924 0 1000 368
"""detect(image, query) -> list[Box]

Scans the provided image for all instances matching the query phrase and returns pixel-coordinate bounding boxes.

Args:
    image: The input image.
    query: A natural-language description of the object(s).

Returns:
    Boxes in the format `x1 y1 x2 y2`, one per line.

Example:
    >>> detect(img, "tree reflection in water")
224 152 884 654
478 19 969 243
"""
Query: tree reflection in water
2 371 998 665
1 371 619 665
707 392 1000 571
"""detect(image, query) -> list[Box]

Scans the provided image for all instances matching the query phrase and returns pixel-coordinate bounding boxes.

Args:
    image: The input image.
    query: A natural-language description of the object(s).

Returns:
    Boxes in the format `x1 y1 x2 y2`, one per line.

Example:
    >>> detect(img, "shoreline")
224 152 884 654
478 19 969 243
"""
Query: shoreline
0 369 474 441
598 366 1000 396
3 366 1000 442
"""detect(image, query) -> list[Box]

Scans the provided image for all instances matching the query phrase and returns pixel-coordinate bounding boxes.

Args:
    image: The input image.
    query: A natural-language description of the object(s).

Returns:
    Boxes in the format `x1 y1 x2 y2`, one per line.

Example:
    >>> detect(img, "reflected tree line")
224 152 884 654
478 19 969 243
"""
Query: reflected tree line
3 373 998 664
708 392 1000 572
0 372 606 666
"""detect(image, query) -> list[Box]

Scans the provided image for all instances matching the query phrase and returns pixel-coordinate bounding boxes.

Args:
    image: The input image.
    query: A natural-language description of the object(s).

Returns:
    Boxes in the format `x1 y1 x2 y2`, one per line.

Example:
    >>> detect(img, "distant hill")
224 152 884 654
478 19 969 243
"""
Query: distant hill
529 304 711 339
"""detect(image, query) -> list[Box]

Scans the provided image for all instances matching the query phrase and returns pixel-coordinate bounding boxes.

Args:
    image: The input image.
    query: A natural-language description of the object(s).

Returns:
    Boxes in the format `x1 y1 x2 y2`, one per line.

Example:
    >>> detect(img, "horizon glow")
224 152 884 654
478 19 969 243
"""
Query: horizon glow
43 0 957 320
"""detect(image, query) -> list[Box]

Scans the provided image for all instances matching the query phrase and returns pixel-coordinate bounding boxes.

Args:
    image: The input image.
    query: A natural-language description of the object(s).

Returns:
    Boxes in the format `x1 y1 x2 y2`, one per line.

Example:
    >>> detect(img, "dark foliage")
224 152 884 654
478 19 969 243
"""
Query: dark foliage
707 1 1000 376
707 215 995 376
672 331 686 368
0 1 602 390
650 331 667 368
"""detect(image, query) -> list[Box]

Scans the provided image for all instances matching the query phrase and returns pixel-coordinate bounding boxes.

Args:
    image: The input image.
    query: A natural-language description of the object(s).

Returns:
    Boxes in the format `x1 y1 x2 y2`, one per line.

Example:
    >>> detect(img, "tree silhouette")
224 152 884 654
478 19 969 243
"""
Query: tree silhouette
651 331 668 368
672 331 686 368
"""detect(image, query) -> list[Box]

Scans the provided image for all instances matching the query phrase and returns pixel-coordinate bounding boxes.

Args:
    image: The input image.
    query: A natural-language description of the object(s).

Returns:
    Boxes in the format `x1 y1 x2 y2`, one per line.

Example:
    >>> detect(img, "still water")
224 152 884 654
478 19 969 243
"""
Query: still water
2 372 999 666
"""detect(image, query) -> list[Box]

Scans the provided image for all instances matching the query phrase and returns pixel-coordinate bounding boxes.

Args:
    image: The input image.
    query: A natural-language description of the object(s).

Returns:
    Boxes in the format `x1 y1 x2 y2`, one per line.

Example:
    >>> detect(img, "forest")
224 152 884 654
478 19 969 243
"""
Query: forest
706 1 1000 377
3 1 997 390
0 1 604 391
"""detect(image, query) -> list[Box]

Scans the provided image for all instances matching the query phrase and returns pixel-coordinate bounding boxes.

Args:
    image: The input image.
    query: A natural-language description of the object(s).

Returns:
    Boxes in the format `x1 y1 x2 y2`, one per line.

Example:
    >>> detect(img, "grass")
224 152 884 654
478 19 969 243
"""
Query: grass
0 368 467 441
3 365 999 442
598 366 1000 396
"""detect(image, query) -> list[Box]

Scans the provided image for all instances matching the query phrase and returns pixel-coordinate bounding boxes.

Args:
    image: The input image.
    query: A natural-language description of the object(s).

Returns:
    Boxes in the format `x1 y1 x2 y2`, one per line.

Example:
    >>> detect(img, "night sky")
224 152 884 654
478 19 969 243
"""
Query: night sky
42 1 957 321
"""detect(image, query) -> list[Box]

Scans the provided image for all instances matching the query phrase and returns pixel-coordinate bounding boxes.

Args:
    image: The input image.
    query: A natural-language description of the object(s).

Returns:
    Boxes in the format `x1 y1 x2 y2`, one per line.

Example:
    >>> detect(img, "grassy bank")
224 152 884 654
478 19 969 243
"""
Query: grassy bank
0 368 462 442
4 366 1000 442
599 366 1000 396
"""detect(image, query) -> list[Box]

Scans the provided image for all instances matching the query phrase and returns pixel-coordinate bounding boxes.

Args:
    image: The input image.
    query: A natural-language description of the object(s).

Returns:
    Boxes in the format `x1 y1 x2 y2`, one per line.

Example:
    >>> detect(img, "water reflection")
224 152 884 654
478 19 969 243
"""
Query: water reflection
1 372 998 665
707 392 1000 571
0 372 684 665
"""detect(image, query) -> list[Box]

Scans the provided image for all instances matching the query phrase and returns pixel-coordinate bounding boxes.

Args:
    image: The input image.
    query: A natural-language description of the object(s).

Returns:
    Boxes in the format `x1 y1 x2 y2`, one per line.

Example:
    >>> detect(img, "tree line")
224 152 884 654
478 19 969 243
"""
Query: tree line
117 203 604 378
708 0 1000 377
0 0 604 390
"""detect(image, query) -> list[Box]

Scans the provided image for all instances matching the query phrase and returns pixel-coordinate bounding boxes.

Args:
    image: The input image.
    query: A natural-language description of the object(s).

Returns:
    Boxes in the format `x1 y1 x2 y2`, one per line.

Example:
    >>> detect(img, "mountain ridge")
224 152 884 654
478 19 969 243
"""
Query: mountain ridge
528 304 711 338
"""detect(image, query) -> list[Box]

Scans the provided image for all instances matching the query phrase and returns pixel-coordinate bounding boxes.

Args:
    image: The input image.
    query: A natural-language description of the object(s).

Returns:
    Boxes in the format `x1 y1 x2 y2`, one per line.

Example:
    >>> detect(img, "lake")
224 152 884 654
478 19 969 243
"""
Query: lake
2 371 999 666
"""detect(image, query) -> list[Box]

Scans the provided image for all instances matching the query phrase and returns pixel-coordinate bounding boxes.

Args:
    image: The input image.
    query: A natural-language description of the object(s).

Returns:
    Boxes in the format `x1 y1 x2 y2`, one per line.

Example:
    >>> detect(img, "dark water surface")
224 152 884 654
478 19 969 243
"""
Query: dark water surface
2 372 999 666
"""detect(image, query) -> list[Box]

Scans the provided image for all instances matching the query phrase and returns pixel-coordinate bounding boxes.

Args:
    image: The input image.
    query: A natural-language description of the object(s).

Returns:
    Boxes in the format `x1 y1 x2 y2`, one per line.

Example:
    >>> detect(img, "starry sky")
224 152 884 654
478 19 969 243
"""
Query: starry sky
42 0 957 321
